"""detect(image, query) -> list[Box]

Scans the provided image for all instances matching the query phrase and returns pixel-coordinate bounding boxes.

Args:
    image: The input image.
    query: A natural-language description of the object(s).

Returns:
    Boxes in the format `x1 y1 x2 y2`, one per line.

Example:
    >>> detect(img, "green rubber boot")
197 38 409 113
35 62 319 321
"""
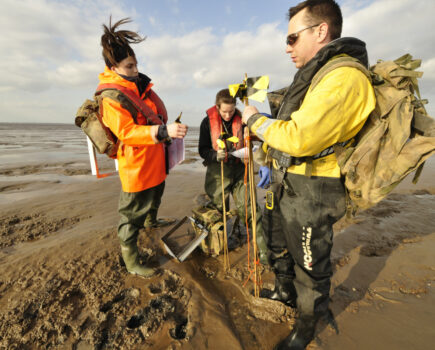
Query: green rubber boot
120 243 155 278
256 231 269 265
144 217 176 228
144 209 176 228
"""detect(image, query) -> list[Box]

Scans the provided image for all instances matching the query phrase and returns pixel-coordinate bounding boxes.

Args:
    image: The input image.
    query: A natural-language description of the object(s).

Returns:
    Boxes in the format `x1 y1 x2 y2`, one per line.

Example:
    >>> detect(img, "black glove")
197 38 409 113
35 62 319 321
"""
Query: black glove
157 124 169 141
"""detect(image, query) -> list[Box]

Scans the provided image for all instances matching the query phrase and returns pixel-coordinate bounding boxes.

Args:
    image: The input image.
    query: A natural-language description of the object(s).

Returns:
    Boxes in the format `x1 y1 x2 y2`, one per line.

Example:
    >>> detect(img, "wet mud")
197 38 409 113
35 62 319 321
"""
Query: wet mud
0 164 434 349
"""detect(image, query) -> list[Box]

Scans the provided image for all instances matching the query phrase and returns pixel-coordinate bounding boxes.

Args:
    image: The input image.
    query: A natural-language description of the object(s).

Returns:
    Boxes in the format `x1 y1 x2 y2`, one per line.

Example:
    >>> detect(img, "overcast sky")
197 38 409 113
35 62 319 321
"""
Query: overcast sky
0 0 434 126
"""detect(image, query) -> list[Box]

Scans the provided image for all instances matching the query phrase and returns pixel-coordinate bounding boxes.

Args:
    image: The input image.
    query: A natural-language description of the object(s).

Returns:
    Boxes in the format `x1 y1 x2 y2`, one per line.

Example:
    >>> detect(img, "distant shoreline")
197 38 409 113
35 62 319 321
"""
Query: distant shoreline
0 122 75 126
0 122 202 128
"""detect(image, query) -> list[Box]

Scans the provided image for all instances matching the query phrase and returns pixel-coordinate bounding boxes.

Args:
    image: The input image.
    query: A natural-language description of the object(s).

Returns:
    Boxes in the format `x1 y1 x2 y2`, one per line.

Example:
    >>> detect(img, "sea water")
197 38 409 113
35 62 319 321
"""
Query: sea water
0 122 203 179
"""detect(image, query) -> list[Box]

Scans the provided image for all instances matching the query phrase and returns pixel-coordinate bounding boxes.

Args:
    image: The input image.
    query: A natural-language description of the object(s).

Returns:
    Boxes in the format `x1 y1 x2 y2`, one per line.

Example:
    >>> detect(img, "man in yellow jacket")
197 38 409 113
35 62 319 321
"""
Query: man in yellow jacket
242 1 375 348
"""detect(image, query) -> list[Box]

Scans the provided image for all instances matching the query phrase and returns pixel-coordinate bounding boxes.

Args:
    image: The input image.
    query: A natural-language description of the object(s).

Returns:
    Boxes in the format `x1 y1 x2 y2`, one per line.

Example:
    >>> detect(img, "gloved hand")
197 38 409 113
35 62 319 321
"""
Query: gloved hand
257 166 270 188
217 149 226 162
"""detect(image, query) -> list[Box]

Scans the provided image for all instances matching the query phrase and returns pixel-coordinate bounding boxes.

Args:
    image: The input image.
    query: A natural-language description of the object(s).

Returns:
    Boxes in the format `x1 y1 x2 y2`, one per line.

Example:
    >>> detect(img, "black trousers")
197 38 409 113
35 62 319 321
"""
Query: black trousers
263 171 346 317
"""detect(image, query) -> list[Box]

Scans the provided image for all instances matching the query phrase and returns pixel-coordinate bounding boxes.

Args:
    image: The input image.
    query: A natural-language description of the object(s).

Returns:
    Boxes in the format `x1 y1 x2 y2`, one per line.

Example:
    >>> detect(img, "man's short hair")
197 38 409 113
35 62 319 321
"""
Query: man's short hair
215 89 236 107
288 0 342 40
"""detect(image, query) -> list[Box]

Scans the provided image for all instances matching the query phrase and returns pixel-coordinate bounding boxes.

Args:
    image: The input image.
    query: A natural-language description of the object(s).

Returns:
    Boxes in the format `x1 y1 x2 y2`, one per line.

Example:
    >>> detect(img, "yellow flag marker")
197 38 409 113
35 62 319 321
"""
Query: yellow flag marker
227 136 239 144
247 90 267 103
228 75 269 103
228 84 241 98
216 138 226 149
250 75 269 90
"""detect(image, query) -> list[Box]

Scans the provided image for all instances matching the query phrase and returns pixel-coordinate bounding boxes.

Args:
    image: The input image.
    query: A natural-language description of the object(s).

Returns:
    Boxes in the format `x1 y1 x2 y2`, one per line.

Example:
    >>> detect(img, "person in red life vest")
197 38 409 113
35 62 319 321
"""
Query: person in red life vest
99 18 188 278
198 88 268 263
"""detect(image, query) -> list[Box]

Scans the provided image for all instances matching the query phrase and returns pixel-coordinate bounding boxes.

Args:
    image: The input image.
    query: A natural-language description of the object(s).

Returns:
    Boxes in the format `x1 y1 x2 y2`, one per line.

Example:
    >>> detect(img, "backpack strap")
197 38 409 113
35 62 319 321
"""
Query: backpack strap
296 57 371 177
96 83 164 126
94 94 122 158
413 111 435 137
147 89 168 124
310 56 371 92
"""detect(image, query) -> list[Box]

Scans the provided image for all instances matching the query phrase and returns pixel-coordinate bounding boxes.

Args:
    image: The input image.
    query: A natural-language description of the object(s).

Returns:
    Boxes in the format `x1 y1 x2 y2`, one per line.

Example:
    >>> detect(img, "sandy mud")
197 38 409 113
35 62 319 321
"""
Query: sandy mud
0 156 434 349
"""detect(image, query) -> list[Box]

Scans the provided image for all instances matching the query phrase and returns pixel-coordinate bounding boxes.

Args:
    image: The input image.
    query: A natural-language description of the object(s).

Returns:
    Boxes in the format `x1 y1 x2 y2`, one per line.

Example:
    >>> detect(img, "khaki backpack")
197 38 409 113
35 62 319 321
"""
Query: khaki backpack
311 54 435 215
191 205 238 257
75 90 123 158
75 84 166 158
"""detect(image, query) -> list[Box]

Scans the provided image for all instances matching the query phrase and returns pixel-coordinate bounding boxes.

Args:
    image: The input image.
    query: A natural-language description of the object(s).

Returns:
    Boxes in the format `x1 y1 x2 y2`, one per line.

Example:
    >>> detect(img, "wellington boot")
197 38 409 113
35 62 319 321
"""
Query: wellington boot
260 275 297 308
274 316 316 350
121 244 155 278
321 309 339 334
256 231 269 265
144 217 176 229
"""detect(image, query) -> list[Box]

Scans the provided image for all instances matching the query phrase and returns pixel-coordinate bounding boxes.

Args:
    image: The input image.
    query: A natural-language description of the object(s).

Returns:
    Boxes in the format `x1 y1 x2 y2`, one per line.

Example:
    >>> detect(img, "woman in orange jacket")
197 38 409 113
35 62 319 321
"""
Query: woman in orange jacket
100 18 188 277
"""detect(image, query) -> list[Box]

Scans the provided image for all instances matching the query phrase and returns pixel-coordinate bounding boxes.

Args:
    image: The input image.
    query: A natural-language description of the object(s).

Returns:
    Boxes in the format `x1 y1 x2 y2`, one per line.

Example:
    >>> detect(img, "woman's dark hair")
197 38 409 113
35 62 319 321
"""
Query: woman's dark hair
101 17 145 68
215 89 236 107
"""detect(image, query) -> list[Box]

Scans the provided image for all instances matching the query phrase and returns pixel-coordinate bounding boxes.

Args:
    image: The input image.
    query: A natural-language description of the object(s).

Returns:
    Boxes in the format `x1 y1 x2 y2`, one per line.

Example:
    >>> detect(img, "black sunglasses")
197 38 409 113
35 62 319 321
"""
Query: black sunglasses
286 23 321 46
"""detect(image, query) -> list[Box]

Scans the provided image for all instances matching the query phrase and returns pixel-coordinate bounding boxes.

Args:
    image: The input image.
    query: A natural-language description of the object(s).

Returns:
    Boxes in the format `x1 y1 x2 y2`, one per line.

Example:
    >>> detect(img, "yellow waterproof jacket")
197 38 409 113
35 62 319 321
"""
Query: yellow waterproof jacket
250 65 376 177
99 67 166 192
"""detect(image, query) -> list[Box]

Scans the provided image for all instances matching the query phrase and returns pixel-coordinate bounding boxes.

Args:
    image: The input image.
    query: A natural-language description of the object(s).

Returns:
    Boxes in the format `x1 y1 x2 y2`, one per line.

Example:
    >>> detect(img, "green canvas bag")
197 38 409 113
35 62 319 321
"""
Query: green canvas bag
75 89 137 158
311 54 435 215
191 206 238 257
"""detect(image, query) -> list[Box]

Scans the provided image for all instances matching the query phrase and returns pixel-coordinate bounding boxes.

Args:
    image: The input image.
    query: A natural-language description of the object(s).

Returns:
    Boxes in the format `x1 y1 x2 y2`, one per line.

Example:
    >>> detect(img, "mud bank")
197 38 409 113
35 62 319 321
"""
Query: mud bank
0 157 434 349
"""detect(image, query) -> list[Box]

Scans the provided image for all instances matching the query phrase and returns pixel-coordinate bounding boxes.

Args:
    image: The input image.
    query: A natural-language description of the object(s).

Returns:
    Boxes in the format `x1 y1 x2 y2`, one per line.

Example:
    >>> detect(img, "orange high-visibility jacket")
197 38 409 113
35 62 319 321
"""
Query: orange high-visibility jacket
98 67 166 192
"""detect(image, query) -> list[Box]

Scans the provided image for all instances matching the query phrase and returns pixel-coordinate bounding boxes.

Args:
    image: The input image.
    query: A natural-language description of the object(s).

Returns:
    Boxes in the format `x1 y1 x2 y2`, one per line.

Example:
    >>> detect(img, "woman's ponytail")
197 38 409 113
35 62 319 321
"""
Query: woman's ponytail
101 17 145 68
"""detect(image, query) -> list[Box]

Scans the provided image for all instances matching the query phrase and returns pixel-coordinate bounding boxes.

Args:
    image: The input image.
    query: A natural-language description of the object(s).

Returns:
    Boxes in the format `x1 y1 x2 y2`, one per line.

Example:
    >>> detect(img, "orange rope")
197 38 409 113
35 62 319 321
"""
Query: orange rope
239 78 262 293
242 134 263 291
243 135 251 270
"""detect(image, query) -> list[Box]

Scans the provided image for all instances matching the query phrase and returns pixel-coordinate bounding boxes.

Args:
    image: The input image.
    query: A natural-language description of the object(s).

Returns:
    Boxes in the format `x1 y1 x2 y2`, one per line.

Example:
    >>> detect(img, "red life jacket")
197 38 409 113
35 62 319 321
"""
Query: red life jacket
96 83 168 125
206 105 244 151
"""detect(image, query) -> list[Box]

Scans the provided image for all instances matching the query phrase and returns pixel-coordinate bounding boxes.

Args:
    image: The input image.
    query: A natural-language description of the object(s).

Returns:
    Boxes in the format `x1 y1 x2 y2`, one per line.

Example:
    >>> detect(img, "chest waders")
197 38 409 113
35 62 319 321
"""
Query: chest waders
264 38 369 349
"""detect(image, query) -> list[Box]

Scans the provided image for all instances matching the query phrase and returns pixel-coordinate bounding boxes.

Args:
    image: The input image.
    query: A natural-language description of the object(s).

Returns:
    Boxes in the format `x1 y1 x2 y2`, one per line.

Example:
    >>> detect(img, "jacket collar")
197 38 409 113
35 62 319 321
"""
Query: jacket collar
277 37 368 121
98 67 152 96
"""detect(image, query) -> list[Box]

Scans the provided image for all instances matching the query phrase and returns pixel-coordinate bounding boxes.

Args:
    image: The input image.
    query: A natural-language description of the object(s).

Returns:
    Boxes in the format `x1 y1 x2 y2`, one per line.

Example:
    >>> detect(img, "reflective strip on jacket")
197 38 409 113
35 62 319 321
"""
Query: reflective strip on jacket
251 66 376 178
98 67 166 192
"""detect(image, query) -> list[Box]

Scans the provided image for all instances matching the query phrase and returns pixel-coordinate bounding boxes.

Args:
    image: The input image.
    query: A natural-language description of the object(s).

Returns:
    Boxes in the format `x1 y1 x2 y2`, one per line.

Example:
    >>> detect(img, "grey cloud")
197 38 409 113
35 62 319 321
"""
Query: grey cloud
344 0 435 67
0 0 129 93
1 0 434 124
343 0 435 115
191 23 293 89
